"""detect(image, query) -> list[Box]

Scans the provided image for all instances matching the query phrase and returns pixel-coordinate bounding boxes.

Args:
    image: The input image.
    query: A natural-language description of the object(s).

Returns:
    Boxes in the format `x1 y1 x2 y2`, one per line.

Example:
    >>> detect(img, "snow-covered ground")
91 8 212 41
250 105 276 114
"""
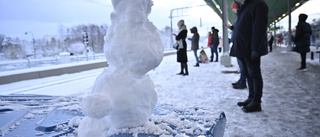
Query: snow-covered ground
1 47 320 136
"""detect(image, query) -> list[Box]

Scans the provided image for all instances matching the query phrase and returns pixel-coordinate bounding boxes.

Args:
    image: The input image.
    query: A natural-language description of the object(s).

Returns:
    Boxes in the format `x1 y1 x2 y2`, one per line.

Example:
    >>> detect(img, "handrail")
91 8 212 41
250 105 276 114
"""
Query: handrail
0 53 106 72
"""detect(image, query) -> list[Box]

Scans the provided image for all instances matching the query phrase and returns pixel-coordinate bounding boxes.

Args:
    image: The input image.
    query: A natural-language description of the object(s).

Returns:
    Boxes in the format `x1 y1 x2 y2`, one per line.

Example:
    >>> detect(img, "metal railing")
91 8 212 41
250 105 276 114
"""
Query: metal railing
0 53 106 72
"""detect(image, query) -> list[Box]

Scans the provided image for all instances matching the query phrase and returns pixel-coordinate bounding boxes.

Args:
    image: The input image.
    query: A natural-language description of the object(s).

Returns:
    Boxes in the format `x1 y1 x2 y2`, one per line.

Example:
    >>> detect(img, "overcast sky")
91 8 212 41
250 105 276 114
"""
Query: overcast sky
0 0 219 40
0 0 319 40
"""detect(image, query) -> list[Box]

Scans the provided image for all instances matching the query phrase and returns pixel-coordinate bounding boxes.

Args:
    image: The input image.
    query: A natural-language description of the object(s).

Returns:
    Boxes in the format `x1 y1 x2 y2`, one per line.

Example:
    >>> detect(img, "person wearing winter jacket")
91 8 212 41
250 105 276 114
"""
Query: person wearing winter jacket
267 32 274 52
234 0 268 113
293 13 312 71
228 0 247 89
173 19 188 76
210 27 220 62
207 32 213 48
188 26 200 67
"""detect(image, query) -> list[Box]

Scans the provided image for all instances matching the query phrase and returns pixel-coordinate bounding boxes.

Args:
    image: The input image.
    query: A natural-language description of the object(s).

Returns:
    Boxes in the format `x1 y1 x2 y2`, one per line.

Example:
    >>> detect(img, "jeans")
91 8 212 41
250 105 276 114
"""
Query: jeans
239 57 263 102
237 58 246 83
193 50 199 64
210 45 219 61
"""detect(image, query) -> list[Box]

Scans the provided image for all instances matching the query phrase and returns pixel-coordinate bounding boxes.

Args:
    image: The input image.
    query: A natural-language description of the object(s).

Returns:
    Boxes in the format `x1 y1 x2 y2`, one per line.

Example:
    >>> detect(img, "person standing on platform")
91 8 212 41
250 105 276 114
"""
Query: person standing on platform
268 32 274 52
234 0 268 112
210 27 220 62
173 19 189 76
293 13 312 71
228 0 247 89
188 26 200 67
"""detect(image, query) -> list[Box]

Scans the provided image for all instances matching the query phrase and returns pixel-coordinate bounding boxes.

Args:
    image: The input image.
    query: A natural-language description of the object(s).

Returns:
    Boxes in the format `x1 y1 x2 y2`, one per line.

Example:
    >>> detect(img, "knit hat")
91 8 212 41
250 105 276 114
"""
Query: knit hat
231 0 242 10
231 2 238 9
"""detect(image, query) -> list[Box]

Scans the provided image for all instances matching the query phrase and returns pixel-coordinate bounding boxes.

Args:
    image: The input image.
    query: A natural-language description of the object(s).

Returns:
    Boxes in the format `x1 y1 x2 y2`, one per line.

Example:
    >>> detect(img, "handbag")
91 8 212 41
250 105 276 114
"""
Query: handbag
173 42 179 50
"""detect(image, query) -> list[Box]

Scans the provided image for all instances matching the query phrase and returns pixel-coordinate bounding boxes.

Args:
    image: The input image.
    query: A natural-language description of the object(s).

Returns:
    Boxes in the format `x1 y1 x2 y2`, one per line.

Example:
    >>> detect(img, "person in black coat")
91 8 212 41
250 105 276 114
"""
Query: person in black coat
293 13 312 71
268 32 274 52
173 19 188 76
233 0 268 112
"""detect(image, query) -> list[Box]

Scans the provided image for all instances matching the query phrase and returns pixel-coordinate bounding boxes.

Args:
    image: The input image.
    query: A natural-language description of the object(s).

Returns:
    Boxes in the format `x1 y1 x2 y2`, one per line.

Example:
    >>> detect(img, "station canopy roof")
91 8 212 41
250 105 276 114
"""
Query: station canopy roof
203 0 309 27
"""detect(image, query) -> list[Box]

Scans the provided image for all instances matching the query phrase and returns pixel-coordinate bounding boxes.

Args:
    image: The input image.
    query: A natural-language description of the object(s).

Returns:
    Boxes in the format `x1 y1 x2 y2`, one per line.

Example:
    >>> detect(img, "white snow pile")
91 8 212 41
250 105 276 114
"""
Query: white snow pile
77 0 164 136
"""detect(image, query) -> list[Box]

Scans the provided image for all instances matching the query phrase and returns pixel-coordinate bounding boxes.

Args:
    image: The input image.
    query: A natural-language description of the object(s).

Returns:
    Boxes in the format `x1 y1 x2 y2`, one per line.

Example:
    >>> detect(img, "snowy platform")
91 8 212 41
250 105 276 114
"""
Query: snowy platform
0 95 226 137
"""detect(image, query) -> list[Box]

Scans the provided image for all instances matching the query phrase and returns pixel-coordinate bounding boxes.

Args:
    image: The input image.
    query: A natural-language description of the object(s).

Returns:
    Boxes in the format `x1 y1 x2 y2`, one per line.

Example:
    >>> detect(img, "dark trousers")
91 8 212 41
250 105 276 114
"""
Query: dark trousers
268 41 273 52
239 57 263 102
300 52 307 68
180 62 188 73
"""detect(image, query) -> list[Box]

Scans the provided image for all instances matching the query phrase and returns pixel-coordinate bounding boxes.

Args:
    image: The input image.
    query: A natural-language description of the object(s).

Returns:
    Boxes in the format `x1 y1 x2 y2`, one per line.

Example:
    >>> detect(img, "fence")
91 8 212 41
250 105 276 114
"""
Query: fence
0 53 106 72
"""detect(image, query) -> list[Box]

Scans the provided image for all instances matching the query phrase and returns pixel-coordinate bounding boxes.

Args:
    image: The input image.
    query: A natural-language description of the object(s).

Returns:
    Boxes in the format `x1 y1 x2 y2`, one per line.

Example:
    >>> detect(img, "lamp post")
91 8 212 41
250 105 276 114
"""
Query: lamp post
25 31 36 58
169 4 207 47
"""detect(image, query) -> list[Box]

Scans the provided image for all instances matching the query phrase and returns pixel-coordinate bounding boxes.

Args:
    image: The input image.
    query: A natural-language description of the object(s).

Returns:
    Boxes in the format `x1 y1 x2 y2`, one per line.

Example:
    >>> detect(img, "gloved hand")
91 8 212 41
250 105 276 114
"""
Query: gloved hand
250 51 259 60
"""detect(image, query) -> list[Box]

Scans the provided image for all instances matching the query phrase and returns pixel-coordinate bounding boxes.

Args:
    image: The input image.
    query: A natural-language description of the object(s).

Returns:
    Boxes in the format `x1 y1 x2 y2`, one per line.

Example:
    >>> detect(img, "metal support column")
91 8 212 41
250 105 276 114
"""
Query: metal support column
220 0 232 67
222 0 229 53
273 10 277 47
287 0 293 51
170 10 173 47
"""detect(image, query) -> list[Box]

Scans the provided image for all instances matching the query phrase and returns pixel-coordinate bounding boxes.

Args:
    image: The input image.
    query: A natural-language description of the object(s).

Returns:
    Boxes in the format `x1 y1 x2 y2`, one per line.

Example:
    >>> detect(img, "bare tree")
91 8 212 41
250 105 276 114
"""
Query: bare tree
0 34 5 53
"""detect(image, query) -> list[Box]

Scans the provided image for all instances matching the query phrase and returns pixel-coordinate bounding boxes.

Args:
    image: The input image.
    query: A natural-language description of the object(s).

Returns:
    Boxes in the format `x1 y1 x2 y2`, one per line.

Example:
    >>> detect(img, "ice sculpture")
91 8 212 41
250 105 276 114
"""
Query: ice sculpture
78 0 164 136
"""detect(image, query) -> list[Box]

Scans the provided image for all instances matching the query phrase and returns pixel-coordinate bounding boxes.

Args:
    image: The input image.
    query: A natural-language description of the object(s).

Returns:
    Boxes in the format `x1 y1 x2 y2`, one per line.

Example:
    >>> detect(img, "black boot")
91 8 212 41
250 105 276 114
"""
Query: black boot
233 81 247 89
297 67 307 71
177 72 184 75
177 63 184 75
183 72 189 76
194 63 199 67
242 101 262 113
183 63 189 76
237 98 252 107
232 80 240 86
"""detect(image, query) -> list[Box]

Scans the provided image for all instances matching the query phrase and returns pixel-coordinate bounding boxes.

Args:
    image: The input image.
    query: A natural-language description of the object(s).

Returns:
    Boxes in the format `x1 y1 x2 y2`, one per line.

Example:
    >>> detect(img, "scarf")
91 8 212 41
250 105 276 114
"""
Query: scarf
178 25 187 50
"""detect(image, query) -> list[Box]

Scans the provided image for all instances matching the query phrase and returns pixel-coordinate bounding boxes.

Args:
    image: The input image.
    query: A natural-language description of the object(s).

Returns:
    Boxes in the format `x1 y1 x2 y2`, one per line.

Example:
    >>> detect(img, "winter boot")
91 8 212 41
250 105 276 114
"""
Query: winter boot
242 101 262 113
183 63 189 76
237 98 252 107
194 63 199 67
233 82 247 89
177 72 184 75
297 67 307 71
183 72 189 76
177 63 184 75
232 80 241 86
